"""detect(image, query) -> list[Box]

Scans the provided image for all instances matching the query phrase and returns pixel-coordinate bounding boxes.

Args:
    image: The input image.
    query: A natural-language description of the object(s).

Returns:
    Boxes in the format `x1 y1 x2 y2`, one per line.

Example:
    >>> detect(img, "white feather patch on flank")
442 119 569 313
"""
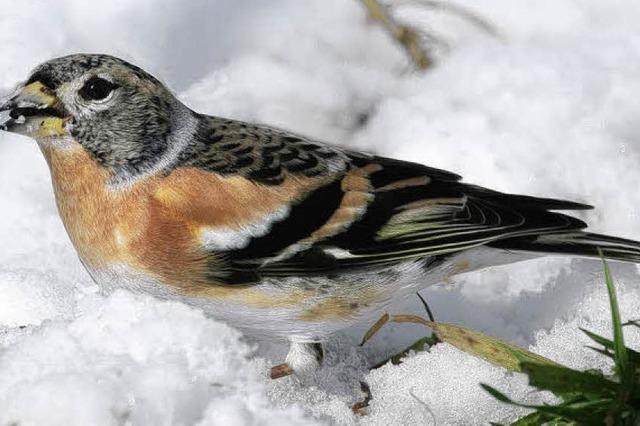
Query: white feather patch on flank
200 206 290 251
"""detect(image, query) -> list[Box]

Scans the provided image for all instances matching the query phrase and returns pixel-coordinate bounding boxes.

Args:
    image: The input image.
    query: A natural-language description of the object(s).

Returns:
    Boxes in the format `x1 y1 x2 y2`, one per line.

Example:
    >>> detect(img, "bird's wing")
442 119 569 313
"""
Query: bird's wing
177 115 351 184
162 116 592 285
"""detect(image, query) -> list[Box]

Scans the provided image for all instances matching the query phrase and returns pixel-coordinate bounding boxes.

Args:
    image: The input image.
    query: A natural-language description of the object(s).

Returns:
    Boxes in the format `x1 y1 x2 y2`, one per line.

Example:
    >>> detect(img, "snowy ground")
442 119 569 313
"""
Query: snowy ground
1 1 640 424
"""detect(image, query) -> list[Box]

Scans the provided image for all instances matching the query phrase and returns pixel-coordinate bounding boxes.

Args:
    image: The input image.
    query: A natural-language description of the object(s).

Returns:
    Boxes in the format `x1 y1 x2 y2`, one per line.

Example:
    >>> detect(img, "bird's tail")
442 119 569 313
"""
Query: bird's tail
489 232 640 264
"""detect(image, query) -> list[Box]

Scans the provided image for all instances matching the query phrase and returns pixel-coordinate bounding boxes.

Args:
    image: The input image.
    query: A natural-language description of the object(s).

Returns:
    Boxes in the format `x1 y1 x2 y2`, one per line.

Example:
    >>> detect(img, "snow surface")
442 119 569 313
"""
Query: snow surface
1 0 640 424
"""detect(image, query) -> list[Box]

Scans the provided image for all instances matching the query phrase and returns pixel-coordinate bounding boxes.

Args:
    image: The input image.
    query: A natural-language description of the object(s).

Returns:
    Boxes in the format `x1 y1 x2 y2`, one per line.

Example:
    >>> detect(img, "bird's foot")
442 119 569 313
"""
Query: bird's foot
269 363 294 379
270 341 324 379
351 381 373 416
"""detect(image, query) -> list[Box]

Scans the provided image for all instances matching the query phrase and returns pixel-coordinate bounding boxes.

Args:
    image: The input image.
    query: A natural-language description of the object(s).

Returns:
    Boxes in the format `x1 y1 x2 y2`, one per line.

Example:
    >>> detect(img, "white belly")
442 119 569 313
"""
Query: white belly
84 247 538 341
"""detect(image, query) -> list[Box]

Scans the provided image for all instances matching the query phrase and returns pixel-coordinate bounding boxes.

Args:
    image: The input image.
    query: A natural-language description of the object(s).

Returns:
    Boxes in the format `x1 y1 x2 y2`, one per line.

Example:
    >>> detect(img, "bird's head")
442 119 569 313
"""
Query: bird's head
0 54 195 176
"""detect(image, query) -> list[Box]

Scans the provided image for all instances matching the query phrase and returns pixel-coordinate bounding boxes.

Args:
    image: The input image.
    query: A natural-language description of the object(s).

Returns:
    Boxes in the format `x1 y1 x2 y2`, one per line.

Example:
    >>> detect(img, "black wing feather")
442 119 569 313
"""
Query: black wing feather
226 154 591 279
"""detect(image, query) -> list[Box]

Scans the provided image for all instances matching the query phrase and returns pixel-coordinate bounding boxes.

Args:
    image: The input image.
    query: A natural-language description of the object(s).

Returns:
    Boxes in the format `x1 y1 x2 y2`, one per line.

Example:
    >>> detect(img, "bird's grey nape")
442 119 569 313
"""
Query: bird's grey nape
104 102 200 188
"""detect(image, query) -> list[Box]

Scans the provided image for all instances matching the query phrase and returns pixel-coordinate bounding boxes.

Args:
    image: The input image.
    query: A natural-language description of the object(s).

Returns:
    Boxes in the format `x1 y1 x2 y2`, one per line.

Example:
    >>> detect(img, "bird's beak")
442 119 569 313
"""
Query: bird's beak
0 81 69 138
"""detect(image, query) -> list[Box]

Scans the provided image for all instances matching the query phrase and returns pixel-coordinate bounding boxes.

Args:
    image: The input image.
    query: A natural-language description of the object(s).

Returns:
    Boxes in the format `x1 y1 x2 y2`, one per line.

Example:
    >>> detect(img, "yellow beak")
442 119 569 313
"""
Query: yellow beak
0 81 68 138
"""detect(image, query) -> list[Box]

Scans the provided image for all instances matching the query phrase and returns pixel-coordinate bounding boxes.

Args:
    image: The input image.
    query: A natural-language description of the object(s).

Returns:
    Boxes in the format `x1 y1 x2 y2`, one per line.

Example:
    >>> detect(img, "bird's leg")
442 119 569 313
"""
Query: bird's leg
270 341 324 379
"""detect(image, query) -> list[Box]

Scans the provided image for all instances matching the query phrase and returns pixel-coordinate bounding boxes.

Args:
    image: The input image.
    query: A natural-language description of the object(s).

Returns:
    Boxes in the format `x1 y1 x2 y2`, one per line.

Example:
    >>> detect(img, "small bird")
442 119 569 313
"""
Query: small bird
2 53 640 375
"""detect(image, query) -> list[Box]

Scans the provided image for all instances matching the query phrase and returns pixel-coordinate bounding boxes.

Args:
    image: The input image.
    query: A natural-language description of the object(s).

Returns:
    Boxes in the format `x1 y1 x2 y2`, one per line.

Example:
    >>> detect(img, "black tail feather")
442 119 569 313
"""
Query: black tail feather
489 232 640 264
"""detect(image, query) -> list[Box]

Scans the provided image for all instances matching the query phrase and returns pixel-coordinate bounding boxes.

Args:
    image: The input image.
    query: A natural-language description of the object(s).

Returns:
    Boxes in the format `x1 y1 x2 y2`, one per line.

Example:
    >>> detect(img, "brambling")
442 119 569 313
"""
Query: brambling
2 53 640 376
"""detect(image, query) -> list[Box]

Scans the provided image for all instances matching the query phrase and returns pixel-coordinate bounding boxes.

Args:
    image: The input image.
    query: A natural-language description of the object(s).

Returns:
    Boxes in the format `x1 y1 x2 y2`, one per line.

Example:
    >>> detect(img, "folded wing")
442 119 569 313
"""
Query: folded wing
225 154 591 281
168 116 593 285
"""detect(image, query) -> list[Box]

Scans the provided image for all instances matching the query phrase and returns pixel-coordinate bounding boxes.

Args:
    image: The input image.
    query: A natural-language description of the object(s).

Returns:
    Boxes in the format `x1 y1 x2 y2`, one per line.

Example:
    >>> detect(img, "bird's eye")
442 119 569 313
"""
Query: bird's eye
79 77 117 101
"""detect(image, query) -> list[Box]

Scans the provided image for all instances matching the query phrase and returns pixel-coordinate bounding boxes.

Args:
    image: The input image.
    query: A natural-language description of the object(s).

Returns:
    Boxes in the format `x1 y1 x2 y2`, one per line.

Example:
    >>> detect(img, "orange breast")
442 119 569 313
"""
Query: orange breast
40 141 332 296
43 144 125 264
41 143 208 287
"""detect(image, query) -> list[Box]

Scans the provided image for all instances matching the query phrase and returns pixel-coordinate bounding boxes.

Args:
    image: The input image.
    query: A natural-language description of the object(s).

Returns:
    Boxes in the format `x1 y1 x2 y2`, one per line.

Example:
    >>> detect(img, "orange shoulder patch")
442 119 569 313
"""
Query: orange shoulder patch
154 167 333 230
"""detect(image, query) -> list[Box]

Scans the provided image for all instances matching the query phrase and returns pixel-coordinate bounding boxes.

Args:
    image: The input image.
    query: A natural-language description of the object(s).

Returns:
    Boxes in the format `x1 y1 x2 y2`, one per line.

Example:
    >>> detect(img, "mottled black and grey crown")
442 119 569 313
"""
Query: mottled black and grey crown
26 54 162 92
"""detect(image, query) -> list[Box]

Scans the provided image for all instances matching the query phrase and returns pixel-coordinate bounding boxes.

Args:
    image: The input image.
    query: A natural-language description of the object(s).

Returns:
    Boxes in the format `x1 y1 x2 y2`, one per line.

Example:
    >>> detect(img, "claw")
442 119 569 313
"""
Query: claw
351 381 373 416
270 342 324 379
270 363 293 379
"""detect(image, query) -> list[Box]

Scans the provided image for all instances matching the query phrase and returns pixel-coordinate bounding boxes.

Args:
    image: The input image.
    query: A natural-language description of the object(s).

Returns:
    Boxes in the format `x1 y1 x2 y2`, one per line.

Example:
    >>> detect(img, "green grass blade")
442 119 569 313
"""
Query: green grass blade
510 411 556 425
481 382 610 425
598 250 633 391
580 328 640 365
423 321 560 372
519 362 618 398
481 384 517 404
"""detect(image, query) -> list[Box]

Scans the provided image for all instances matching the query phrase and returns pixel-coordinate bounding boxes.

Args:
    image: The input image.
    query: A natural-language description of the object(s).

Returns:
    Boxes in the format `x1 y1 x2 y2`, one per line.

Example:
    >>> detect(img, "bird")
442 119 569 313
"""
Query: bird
2 53 640 376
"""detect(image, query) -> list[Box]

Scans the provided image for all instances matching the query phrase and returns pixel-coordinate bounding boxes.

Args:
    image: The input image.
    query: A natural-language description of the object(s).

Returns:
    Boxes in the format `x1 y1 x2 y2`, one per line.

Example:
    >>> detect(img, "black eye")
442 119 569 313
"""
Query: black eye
79 77 117 101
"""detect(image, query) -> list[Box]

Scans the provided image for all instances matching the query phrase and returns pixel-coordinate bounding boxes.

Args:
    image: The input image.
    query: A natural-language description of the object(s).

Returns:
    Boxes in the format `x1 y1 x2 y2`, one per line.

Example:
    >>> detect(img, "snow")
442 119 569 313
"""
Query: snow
0 291 317 426
1 0 640 424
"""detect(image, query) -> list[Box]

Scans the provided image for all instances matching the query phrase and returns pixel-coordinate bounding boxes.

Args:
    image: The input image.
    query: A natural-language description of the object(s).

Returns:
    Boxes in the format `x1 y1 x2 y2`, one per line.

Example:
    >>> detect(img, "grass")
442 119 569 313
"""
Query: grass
362 254 639 423
357 0 499 70
481 252 639 425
